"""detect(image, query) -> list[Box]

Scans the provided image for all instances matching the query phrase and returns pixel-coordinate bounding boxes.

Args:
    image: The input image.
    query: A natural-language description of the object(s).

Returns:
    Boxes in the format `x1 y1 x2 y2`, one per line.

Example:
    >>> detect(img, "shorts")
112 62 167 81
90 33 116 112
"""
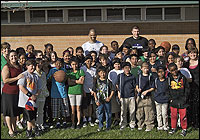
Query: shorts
23 108 37 122
51 98 70 118
68 94 82 106
82 93 93 109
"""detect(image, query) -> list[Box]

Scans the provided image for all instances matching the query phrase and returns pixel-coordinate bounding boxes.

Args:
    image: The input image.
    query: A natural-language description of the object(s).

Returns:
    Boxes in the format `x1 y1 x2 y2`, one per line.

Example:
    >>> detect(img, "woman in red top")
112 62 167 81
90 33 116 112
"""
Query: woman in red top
1 50 24 137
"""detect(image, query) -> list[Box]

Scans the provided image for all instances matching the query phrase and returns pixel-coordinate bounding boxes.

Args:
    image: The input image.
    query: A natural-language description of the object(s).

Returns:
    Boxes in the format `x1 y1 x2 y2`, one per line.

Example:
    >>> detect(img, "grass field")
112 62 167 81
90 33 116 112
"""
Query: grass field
1 117 199 139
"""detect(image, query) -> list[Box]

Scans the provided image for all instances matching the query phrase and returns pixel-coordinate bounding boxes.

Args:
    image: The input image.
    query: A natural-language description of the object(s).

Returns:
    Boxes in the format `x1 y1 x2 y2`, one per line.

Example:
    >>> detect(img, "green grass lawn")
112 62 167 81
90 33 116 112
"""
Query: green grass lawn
1 117 199 139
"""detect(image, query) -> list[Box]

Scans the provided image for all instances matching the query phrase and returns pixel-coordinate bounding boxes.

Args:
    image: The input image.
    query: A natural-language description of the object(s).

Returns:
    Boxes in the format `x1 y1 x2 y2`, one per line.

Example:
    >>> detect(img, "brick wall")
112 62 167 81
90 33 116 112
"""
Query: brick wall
1 22 199 57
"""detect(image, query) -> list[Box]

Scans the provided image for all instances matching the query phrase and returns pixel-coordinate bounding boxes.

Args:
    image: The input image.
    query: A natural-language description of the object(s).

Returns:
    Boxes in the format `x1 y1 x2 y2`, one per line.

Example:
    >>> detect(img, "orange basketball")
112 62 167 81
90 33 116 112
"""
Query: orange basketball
54 70 66 83
160 41 171 53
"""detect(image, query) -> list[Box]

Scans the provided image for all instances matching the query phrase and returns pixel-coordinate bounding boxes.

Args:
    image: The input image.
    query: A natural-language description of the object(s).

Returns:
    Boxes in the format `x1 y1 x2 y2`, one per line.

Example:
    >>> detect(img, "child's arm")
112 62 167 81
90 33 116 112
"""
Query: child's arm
141 88 154 96
19 85 37 101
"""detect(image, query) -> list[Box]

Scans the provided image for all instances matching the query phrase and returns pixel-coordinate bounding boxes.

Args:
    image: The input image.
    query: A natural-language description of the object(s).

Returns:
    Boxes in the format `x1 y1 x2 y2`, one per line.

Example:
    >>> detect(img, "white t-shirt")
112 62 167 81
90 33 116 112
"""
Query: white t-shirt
108 69 124 86
80 65 96 93
17 71 42 108
179 68 192 79
82 41 104 56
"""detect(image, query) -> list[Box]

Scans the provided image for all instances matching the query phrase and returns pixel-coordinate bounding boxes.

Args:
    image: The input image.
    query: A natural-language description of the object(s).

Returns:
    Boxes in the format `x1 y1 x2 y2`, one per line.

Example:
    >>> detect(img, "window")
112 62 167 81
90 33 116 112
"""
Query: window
68 9 83 22
125 8 141 20
107 9 122 21
48 10 63 22
86 9 101 21
30 10 45 23
165 7 180 20
10 11 25 23
185 7 199 20
146 8 162 20
1 11 8 23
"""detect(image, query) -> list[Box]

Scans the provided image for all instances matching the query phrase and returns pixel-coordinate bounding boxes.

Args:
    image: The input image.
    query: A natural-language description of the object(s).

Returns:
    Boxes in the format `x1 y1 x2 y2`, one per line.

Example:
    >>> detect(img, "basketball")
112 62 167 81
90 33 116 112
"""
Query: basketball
160 41 171 53
54 70 66 83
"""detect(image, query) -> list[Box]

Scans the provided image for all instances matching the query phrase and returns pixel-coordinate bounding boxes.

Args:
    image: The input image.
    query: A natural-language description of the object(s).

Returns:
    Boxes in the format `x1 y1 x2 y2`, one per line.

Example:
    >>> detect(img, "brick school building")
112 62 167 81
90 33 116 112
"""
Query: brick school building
1 1 199 57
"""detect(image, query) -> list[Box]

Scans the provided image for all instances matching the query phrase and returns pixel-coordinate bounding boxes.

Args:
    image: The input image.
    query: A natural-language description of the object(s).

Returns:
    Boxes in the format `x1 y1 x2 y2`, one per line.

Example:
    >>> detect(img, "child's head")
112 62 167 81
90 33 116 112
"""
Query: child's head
76 46 84 57
142 47 150 58
130 54 138 66
44 43 53 55
122 44 131 55
70 58 79 70
84 54 93 67
172 44 180 55
35 50 43 59
26 44 34 54
122 62 131 74
174 56 184 69
156 46 165 58
97 66 107 79
50 51 58 62
115 50 123 60
141 61 149 74
26 59 36 73
156 65 166 79
16 47 26 55
55 58 64 70
67 47 74 56
185 38 196 50
100 45 109 55
112 58 121 70
166 52 175 64
130 48 138 55
148 39 156 51
89 51 97 61
111 41 119 52
1 42 11 55
35 58 43 70
188 47 198 60
148 51 157 63
99 54 108 66
168 63 178 77
18 53 26 65
63 50 71 63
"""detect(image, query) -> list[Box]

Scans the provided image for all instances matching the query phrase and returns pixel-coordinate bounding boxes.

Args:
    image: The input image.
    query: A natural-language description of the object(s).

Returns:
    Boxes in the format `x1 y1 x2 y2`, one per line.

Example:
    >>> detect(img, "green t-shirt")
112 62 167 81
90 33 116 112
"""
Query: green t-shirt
130 66 141 79
1 55 7 82
68 69 85 95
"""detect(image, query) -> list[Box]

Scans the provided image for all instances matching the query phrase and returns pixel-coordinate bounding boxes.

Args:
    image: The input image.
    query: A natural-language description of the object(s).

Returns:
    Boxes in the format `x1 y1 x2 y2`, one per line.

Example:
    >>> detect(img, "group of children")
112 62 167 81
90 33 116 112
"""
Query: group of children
1 37 199 138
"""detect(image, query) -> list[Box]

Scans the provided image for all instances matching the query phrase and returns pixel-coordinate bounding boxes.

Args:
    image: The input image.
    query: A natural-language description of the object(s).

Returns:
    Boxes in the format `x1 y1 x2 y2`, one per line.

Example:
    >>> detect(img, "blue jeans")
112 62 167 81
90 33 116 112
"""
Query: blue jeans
98 101 112 129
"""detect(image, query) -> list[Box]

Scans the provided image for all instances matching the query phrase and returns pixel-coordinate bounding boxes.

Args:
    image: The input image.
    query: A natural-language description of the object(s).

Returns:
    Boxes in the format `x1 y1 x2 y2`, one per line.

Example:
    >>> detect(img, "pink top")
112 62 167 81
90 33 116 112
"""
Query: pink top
189 64 198 69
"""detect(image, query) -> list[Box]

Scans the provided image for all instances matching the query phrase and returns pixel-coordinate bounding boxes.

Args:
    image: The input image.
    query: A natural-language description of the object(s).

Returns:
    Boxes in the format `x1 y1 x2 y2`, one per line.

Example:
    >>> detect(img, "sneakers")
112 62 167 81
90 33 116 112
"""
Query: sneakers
89 121 94 127
83 121 87 128
97 127 103 132
163 127 169 131
145 129 151 132
71 124 75 129
26 130 34 139
62 122 68 129
157 127 163 131
16 121 24 130
76 124 81 129
138 128 142 131
130 126 135 130
55 123 61 129
180 129 187 137
120 126 126 130
94 119 99 125
43 123 49 128
169 128 176 134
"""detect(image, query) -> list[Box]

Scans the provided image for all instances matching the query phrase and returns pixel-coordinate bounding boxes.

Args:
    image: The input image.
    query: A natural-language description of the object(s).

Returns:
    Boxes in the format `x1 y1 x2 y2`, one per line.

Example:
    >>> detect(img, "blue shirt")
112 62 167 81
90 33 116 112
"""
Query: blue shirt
47 67 67 98
117 73 136 98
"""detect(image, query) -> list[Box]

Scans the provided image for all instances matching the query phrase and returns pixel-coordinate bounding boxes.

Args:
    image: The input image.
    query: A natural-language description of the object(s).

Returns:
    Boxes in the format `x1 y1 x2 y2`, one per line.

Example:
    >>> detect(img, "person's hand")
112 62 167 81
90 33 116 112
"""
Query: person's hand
91 91 95 96
137 88 142 93
96 101 100 106
31 95 37 101
142 90 148 96
17 73 24 80
105 97 111 102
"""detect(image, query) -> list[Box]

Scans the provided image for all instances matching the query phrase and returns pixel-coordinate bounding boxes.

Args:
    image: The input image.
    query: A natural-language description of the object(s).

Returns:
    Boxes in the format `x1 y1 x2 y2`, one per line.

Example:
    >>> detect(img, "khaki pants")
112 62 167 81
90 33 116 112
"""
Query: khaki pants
120 97 136 128
136 96 155 130
155 101 168 128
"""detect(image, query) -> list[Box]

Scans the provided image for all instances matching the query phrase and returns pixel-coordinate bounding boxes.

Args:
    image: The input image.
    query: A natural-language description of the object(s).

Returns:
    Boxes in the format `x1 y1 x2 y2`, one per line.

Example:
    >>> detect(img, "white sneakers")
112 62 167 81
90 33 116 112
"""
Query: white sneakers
16 121 23 130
